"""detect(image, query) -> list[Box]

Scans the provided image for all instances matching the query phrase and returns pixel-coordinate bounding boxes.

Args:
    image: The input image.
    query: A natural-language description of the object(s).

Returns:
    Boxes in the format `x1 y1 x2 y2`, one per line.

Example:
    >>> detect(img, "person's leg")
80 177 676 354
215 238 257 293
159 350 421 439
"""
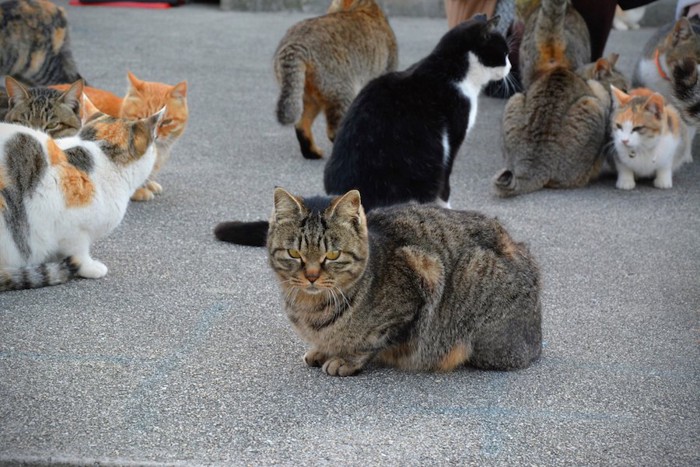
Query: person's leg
572 0 618 61
444 0 497 29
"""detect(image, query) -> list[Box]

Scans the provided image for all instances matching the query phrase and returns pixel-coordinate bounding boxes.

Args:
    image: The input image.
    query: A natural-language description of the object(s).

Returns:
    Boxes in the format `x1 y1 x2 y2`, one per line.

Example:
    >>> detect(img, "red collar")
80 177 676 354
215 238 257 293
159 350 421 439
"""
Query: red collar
654 48 670 81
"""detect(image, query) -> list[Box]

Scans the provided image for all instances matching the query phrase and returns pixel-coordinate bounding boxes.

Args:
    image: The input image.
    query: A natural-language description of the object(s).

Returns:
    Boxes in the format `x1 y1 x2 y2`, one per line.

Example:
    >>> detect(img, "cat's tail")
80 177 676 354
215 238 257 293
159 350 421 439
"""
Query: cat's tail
214 220 269 247
274 44 307 125
1 257 80 292
534 0 569 72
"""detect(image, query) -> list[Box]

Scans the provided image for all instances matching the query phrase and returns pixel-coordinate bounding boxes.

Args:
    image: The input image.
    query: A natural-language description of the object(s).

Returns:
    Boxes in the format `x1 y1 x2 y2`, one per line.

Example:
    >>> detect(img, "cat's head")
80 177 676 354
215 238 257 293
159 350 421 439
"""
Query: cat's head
267 188 369 298
662 17 700 69
79 105 165 166
432 15 511 87
4 76 83 138
120 71 188 146
327 0 377 13
610 86 667 154
577 53 631 91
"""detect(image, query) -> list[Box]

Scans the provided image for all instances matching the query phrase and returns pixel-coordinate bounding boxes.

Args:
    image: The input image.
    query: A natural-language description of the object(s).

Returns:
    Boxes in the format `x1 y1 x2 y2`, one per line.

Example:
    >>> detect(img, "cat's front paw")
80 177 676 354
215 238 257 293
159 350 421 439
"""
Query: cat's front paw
145 180 163 194
303 349 328 367
131 186 156 202
78 260 108 279
654 172 673 189
616 175 636 190
321 357 362 377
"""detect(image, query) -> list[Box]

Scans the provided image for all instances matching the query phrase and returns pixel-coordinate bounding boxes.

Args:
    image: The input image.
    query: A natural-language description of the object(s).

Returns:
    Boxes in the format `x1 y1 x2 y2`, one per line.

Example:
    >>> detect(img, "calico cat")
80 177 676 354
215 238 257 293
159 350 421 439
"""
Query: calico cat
609 86 692 190
3 76 83 137
671 56 700 128
55 72 189 201
274 0 397 159
0 0 83 86
494 0 610 197
0 101 164 291
632 17 700 104
215 16 510 246
515 0 591 90
266 188 542 376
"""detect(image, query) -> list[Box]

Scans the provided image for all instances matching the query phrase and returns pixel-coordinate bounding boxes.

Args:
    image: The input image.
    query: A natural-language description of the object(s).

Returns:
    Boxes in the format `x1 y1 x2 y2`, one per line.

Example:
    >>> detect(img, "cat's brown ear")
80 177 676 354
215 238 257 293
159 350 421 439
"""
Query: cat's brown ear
593 58 612 80
5 76 30 106
127 71 145 92
329 190 366 232
610 85 631 107
607 53 620 68
273 188 305 223
170 81 187 100
59 79 84 115
670 17 695 46
643 93 665 120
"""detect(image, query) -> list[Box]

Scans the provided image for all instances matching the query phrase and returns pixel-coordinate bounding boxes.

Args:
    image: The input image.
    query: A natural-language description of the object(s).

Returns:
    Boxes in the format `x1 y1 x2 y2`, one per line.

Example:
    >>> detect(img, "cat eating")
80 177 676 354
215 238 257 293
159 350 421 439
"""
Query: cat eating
215 15 511 246
266 188 542 376
0 100 164 292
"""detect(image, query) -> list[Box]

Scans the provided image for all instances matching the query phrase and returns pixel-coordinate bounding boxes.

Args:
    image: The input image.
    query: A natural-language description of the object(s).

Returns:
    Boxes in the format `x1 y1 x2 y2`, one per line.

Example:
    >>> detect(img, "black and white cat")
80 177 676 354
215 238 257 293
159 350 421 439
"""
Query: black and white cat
215 15 511 246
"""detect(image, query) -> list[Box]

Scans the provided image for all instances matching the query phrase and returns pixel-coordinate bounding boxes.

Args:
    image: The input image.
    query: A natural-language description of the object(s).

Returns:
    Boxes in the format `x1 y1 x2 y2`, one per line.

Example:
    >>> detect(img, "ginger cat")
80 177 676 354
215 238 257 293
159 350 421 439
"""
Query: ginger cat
52 71 188 201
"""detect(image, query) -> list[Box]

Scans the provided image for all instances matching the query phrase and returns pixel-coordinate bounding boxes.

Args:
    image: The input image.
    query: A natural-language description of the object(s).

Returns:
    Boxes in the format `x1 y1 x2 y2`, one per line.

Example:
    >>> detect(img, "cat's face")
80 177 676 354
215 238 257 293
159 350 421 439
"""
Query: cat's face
120 72 188 146
577 54 631 91
4 77 83 138
611 87 665 155
267 189 369 298
662 17 700 69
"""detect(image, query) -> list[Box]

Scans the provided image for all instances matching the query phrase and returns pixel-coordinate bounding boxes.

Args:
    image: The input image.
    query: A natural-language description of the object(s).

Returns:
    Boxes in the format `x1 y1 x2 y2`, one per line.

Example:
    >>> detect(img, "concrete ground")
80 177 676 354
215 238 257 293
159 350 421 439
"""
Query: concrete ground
1 1 698 465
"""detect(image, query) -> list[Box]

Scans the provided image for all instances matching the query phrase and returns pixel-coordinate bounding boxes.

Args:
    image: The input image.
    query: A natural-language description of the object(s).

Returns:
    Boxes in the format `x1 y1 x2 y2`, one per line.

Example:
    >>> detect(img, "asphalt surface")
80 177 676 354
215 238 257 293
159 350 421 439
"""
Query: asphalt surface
1 2 699 465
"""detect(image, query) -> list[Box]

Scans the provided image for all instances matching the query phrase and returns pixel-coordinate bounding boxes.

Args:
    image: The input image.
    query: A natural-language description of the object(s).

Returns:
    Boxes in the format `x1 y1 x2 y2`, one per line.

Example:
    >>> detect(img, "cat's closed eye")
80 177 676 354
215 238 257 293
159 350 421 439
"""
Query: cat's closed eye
632 126 644 132
616 123 623 129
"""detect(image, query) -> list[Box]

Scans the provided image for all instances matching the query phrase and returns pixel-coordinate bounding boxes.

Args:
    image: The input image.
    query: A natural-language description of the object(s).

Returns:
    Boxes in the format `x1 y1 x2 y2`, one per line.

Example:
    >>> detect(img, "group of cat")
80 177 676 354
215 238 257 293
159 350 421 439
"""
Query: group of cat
0 0 188 289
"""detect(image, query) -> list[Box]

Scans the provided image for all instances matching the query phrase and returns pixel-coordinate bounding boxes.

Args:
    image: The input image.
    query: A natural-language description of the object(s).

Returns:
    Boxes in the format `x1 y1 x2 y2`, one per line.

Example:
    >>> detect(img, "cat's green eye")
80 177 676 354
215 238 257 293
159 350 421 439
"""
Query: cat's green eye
288 249 302 259
325 250 341 261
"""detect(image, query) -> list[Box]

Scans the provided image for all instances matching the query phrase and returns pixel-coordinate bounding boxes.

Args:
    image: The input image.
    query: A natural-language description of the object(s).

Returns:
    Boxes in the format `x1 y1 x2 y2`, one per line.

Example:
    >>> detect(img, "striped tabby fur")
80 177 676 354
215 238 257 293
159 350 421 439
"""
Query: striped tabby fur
0 106 163 292
267 188 542 376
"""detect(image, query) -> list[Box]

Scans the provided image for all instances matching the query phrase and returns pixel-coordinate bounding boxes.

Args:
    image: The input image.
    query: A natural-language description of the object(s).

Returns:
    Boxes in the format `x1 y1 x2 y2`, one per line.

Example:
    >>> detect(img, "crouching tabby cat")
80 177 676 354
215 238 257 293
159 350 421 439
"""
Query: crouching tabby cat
274 0 397 159
0 102 164 291
267 188 542 376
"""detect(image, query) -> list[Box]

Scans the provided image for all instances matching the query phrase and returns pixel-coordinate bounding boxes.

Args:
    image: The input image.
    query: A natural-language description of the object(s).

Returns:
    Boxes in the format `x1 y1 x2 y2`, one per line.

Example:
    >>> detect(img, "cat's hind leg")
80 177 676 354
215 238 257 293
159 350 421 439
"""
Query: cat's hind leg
295 93 323 159
324 92 354 143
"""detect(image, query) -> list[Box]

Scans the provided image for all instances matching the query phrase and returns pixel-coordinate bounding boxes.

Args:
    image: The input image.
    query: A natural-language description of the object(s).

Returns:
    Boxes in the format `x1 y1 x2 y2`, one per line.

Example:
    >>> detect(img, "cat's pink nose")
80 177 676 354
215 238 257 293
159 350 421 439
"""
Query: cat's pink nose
305 269 320 283
622 139 630 146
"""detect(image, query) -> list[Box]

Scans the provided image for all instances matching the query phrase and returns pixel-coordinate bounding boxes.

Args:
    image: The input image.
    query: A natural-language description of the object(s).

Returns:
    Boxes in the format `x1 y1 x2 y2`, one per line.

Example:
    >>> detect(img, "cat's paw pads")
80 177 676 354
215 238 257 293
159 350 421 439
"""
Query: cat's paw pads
145 180 163 194
653 177 673 189
131 187 156 202
303 350 328 367
616 178 636 190
321 357 361 377
78 260 108 279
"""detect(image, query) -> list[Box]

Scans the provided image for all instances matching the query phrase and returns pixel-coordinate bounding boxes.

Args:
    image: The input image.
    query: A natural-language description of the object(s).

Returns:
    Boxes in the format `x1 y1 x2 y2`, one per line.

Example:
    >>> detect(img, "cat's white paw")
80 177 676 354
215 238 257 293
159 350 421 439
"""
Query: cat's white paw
654 174 673 189
78 260 108 279
616 177 636 190
146 180 163 194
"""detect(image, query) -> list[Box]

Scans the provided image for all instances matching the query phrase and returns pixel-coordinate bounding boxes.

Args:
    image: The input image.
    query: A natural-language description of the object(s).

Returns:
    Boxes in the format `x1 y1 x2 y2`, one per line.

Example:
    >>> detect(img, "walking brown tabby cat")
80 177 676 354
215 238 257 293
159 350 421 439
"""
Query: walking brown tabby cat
274 0 398 159
266 188 542 376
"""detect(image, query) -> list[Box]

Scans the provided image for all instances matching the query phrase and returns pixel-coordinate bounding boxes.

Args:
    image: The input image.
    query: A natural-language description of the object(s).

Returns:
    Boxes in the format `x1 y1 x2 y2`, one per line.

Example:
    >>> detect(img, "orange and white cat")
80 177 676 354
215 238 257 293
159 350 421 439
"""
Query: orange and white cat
52 71 188 201
0 99 164 291
610 86 692 190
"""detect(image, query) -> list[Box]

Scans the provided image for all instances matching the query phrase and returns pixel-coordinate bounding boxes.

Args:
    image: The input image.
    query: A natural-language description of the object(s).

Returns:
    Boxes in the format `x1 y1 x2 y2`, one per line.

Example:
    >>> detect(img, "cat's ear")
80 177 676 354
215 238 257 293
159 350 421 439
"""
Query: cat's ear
606 53 620 68
494 169 516 190
329 190 366 233
643 93 665 120
273 187 305 223
147 107 167 138
670 17 695 46
170 81 187 100
486 15 500 31
59 79 84 115
5 76 30 106
81 94 102 125
127 71 145 92
593 58 612 80
610 85 631 107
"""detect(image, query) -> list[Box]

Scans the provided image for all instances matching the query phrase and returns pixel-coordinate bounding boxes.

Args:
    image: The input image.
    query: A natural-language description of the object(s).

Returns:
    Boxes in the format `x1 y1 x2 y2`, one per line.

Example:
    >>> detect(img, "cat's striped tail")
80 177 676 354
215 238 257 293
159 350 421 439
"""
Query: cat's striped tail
274 44 307 125
535 0 569 71
214 220 269 247
1 257 80 292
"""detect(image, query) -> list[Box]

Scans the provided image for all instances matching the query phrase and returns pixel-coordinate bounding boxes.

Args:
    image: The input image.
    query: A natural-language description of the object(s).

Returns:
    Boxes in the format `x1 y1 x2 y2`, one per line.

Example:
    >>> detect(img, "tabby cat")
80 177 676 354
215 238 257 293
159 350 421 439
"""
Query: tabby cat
494 0 610 197
0 102 164 291
610 86 692 190
54 72 190 201
576 53 631 92
274 0 397 159
3 76 83 137
215 16 511 246
671 56 700 128
632 17 700 104
0 0 83 86
266 188 542 376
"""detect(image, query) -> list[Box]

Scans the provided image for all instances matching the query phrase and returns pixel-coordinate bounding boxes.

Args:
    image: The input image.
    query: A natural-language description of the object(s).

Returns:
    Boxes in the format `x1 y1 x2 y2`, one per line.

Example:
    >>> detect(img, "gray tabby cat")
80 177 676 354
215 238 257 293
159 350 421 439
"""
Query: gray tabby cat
2 76 83 137
267 188 542 376
494 0 610 197
672 56 700 128
0 0 83 86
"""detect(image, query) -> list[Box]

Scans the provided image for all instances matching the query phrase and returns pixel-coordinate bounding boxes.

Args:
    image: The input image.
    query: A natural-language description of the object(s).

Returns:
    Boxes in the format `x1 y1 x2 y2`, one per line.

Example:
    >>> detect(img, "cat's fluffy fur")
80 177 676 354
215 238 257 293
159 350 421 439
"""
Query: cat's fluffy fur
610 86 692 190
0 105 164 291
671 56 700 128
0 0 83 86
274 0 397 159
494 0 610 197
3 76 83 137
215 16 511 246
267 188 542 376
